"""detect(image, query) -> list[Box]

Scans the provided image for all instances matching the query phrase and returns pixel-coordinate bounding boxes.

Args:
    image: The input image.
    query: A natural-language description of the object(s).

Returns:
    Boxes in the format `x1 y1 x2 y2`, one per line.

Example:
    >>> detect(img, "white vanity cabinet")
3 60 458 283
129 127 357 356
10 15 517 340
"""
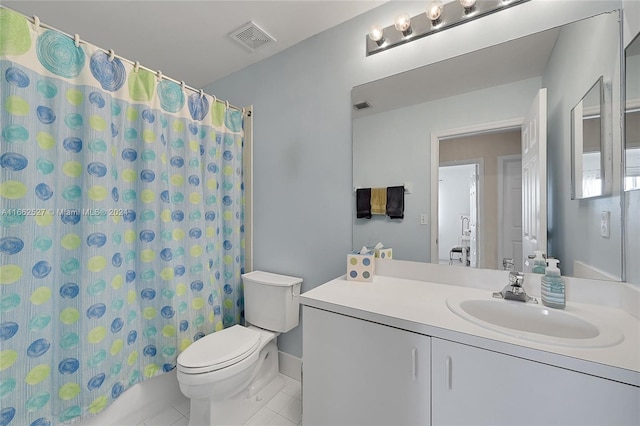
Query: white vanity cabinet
431 338 640 426
302 306 431 426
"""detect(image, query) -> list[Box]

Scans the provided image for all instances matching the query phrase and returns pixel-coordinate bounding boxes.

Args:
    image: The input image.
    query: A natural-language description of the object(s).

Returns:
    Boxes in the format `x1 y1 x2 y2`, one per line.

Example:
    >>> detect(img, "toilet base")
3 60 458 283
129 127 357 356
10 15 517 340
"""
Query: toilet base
186 340 282 426
188 375 284 426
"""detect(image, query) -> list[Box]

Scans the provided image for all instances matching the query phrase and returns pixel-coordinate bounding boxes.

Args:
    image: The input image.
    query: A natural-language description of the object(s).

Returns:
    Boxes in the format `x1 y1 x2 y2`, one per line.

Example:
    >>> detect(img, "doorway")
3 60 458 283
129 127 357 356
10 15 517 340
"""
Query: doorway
431 120 523 269
438 162 479 266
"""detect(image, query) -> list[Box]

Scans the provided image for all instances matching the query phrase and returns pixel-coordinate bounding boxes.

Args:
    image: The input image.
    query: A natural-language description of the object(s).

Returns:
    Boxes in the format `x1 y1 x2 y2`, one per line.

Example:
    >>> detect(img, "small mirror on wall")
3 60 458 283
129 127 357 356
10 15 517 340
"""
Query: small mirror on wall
624 32 640 191
571 76 607 199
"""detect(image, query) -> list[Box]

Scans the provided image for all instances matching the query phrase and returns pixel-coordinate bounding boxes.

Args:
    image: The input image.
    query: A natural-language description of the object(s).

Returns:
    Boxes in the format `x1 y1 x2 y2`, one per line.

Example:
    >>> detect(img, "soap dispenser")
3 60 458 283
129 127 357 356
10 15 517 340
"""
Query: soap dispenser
541 259 565 309
532 250 546 274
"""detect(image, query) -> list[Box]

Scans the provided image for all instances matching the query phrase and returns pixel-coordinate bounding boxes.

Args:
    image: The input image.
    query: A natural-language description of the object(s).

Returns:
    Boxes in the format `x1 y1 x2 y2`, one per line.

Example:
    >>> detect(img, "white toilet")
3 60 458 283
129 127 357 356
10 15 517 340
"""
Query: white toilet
176 271 302 426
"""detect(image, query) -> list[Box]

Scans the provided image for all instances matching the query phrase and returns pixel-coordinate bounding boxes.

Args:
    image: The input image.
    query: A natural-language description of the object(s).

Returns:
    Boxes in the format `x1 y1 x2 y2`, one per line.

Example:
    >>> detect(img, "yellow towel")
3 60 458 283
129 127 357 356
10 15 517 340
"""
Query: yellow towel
370 187 386 215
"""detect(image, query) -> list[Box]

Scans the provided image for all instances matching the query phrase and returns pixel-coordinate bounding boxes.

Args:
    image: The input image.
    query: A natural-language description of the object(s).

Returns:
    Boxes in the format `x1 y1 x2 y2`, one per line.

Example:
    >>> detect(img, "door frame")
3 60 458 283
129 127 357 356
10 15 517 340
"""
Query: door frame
430 118 524 265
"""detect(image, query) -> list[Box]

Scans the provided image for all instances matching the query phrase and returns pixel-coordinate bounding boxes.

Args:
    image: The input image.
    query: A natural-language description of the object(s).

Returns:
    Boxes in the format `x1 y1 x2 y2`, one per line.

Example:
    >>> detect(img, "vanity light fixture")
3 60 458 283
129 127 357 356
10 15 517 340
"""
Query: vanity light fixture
366 0 529 56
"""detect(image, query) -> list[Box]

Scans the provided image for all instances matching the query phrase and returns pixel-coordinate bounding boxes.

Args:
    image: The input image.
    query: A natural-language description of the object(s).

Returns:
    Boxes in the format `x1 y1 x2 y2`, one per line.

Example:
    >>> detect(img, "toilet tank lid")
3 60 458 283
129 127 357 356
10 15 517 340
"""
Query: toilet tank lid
242 271 302 287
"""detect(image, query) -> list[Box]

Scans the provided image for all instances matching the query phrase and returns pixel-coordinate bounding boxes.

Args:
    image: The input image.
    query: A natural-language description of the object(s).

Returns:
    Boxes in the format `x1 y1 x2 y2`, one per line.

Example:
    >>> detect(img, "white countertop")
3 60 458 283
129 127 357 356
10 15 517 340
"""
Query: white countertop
301 263 640 387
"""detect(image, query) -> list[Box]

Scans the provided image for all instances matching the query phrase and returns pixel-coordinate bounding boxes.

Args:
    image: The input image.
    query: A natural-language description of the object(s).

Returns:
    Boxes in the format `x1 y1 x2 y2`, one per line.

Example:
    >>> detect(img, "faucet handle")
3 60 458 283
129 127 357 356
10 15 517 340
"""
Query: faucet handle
508 271 524 286
502 258 515 271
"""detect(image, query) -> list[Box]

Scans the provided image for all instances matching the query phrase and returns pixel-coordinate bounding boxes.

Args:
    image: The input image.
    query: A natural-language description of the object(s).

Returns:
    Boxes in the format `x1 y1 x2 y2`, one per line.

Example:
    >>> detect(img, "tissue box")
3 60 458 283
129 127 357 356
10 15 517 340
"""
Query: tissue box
347 252 374 282
374 248 392 259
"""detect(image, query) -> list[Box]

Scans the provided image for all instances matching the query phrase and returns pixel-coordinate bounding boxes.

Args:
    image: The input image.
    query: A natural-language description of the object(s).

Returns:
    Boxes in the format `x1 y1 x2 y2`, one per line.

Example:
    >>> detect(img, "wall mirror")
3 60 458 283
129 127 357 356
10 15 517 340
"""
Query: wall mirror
571 76 607 199
625 32 640 191
352 10 623 280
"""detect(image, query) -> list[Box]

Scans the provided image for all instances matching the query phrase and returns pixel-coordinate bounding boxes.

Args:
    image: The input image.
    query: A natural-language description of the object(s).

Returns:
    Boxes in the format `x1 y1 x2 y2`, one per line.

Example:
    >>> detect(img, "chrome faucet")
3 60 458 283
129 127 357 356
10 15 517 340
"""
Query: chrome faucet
493 271 537 303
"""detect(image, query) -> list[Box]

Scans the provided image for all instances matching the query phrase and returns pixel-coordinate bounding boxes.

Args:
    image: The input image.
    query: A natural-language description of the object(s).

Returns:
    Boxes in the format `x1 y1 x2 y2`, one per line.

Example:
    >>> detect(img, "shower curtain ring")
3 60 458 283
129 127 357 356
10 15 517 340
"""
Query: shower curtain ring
134 61 140 72
212 95 217 104
73 34 80 48
108 49 115 61
242 107 246 115
156 70 163 81
180 81 186 90
199 89 204 99
225 100 229 109
33 16 40 28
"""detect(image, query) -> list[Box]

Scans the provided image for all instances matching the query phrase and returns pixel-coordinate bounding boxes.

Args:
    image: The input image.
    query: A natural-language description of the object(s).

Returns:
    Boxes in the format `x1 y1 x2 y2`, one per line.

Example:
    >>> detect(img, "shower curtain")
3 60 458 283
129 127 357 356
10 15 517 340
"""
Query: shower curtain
0 8 245 425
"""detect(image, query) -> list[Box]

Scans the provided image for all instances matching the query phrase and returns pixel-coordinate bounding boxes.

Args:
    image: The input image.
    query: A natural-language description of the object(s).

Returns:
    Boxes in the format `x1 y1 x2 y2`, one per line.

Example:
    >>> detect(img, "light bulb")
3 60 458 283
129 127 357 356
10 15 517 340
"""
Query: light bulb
459 0 477 9
368 25 384 45
394 14 411 32
394 13 412 37
426 1 444 22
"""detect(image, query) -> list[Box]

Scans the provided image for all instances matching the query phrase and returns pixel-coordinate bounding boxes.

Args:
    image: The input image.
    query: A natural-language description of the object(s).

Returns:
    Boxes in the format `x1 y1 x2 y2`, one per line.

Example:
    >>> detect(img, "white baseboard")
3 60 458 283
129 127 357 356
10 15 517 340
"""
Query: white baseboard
278 351 302 382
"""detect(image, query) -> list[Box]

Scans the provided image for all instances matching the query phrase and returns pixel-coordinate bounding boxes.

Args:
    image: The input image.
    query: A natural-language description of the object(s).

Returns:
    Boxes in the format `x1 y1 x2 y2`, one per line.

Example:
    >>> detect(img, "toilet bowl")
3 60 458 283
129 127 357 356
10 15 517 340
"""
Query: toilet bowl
176 271 302 426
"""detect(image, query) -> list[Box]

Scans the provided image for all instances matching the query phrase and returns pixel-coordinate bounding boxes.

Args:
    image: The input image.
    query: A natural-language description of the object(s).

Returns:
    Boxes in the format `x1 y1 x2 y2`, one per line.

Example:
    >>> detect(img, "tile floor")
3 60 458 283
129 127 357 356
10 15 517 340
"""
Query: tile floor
136 374 302 426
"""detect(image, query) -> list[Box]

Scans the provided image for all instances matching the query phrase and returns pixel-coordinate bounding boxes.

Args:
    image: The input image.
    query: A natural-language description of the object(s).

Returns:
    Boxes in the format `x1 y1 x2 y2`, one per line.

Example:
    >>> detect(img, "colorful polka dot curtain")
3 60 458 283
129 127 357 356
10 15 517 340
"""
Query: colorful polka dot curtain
0 8 245 425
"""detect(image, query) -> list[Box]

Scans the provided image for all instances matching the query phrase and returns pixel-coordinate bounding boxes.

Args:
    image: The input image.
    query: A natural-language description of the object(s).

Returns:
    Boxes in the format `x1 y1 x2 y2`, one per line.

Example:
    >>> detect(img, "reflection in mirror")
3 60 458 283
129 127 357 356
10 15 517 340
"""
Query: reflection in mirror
571 76 605 199
625 32 640 191
438 130 521 270
352 11 623 279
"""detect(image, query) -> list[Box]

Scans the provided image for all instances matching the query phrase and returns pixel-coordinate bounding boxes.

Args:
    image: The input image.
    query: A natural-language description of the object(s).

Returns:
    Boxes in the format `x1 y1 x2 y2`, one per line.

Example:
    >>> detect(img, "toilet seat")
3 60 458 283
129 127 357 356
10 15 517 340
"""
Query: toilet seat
177 325 261 374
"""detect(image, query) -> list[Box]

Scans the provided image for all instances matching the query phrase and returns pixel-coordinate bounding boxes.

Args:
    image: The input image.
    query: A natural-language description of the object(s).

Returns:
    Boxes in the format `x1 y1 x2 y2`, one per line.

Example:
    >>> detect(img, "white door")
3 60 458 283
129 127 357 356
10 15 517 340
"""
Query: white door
521 88 547 268
468 167 478 267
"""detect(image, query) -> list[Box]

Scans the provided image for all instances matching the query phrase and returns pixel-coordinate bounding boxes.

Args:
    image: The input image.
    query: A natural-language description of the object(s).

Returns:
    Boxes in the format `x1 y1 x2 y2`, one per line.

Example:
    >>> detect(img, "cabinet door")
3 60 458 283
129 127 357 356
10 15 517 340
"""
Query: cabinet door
303 306 431 426
432 338 640 426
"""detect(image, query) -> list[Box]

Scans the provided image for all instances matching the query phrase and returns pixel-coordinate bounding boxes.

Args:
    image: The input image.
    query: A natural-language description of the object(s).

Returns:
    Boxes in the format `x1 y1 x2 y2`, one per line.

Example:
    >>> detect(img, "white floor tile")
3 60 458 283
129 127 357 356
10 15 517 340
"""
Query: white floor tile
143 406 185 426
266 414 297 426
132 376 301 426
171 417 189 426
244 406 277 425
172 397 191 417
265 392 292 413
280 377 301 399
278 397 302 424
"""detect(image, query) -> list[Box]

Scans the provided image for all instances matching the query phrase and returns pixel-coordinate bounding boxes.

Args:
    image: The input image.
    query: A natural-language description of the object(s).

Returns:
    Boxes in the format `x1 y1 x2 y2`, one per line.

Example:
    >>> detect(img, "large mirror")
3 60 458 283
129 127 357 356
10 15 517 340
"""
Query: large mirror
352 11 623 280
625 32 640 191
571 76 608 199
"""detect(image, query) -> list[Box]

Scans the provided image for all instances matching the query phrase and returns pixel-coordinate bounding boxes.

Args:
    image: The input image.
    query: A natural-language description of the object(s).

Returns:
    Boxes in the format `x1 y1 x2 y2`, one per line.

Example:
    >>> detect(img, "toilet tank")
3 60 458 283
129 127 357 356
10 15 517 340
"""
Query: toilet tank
242 271 302 333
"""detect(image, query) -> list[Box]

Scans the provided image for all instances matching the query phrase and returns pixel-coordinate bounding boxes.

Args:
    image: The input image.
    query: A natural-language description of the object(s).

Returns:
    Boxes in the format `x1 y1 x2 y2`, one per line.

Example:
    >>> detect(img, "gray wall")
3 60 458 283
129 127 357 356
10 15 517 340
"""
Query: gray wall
542 11 623 279
352 78 541 263
206 0 628 358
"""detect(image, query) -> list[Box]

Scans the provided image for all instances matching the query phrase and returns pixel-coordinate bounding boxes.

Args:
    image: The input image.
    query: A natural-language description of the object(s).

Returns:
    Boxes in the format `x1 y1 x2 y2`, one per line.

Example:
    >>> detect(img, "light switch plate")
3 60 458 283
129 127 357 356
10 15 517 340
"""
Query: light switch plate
600 211 610 238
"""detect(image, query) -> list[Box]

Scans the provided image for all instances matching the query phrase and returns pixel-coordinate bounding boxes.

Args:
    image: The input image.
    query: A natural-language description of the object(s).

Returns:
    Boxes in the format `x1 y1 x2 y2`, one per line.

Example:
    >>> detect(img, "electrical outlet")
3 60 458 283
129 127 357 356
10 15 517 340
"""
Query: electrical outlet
600 211 610 238
420 214 428 225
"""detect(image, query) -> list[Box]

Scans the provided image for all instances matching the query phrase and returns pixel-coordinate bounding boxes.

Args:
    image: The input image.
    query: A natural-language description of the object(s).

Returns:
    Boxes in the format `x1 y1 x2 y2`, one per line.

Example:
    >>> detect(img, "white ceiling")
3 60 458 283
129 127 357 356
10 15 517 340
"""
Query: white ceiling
3 0 386 88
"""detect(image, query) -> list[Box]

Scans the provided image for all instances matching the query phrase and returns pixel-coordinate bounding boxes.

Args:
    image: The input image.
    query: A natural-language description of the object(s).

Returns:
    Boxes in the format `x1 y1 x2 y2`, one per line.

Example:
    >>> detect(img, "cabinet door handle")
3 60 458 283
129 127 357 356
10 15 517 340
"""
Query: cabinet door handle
411 347 418 381
445 355 453 390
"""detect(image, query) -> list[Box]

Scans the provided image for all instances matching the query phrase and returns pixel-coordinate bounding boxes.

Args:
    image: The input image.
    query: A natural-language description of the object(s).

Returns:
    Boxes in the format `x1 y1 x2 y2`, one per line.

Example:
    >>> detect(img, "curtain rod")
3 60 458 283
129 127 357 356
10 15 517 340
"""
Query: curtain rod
3 6 245 115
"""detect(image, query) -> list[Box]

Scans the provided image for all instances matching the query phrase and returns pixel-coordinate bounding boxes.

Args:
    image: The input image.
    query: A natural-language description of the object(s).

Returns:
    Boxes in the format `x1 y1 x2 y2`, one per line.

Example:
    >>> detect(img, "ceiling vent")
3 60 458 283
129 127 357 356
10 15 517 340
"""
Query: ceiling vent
228 21 276 52
353 101 372 110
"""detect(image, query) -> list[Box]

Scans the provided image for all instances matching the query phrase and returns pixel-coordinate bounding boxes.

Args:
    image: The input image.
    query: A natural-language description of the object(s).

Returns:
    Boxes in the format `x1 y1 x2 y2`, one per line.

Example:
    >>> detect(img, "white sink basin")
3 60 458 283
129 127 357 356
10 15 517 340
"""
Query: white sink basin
447 296 624 348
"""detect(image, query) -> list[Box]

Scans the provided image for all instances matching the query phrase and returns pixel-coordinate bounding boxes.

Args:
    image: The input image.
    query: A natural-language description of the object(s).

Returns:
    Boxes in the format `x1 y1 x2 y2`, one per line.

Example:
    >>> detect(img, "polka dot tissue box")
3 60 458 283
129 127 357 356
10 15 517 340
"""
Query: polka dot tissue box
347 249 374 282
374 248 392 259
